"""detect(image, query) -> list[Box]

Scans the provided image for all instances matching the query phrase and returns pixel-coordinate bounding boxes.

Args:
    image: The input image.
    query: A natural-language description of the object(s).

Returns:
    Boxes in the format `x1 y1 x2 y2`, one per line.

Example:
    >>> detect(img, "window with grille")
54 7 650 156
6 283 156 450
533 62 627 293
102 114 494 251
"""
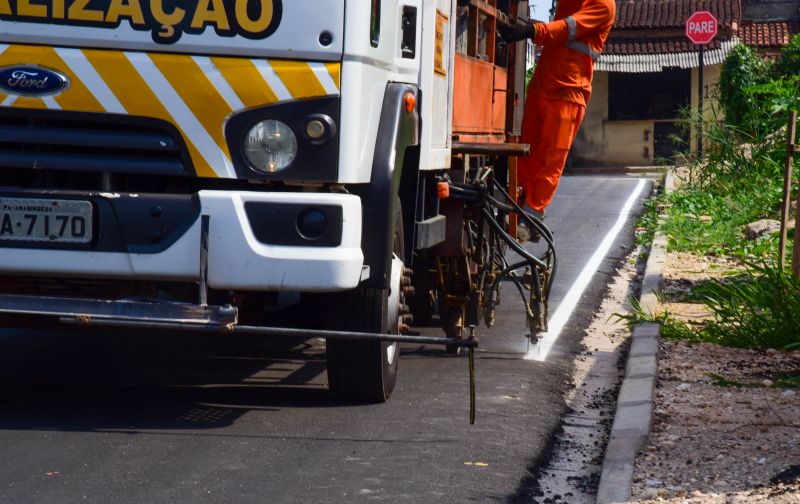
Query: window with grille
608 69 691 120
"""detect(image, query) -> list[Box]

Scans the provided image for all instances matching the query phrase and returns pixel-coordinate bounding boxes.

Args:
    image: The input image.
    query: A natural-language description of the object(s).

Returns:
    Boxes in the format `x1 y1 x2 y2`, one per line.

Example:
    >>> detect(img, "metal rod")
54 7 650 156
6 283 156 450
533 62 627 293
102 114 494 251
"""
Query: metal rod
787 111 800 278
58 317 480 348
469 345 476 425
199 215 210 307
697 45 705 160
780 110 797 270
452 142 530 157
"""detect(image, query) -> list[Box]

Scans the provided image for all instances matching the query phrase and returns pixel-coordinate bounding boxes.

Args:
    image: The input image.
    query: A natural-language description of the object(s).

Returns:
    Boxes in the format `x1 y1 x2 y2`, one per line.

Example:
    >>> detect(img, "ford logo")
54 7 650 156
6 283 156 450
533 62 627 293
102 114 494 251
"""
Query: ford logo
0 66 69 97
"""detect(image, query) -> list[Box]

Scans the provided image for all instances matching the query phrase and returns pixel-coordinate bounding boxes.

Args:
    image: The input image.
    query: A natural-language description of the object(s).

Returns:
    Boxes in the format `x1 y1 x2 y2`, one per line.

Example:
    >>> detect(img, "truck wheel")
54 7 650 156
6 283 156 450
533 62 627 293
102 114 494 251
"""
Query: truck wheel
326 203 405 402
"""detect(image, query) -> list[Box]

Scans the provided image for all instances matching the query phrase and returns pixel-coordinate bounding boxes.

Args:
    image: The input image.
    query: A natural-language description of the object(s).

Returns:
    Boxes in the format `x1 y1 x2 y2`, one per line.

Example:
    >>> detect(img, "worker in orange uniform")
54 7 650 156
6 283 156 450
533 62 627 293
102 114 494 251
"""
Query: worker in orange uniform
500 0 615 239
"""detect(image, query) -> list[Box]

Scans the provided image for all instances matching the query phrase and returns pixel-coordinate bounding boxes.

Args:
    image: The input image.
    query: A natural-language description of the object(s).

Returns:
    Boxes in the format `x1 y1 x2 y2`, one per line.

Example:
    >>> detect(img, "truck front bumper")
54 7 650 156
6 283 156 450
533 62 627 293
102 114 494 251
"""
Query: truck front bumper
0 190 365 292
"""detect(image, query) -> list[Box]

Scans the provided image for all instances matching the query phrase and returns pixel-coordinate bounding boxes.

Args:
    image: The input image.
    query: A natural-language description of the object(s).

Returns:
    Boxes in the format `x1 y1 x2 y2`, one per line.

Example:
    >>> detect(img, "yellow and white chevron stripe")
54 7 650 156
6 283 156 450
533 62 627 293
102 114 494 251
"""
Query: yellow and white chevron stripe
0 44 341 178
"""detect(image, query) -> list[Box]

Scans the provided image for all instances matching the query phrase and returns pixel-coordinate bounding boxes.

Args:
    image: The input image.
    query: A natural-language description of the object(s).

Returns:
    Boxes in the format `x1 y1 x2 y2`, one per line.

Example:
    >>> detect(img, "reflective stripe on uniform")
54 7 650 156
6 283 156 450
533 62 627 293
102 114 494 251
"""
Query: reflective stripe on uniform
566 40 602 61
566 16 577 41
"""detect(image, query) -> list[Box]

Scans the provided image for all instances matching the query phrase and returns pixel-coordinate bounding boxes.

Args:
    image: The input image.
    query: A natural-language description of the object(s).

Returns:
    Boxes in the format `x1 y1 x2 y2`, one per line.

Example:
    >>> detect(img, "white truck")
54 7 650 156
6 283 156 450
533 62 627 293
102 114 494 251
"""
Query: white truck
0 0 551 407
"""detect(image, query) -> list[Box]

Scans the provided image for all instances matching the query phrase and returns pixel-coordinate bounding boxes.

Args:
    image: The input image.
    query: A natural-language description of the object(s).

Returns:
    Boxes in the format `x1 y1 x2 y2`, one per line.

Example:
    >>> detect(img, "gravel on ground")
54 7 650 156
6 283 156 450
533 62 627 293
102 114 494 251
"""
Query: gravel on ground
629 252 800 503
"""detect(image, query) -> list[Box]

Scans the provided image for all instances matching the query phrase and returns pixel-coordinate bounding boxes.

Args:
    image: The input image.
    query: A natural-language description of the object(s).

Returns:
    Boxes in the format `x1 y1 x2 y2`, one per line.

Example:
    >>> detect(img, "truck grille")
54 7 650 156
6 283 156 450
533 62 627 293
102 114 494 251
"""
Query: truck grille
0 108 194 180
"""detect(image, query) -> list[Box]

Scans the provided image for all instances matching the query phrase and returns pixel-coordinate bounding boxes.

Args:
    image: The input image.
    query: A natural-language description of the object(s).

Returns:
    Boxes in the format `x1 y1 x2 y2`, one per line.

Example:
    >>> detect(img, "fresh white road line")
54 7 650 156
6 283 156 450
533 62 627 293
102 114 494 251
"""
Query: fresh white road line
526 178 648 362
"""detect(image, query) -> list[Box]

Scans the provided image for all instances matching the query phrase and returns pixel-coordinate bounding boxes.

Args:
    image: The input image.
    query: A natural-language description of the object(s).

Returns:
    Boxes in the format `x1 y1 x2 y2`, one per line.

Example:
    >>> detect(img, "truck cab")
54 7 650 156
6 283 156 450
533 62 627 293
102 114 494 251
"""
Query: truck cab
0 0 532 403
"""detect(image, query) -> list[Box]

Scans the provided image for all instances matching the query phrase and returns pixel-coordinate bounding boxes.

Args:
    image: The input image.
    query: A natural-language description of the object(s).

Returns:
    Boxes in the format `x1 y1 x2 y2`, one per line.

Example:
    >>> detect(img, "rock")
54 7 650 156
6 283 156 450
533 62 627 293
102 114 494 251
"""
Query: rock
762 379 774 387
676 383 691 391
627 271 639 280
646 479 664 488
757 457 766 465
640 488 660 499
745 219 782 240
783 389 796 398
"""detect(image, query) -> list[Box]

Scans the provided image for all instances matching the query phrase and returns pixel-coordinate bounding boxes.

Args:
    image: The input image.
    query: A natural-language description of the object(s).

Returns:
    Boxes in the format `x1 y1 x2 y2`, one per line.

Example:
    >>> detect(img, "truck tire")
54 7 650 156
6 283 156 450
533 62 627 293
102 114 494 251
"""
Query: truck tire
326 203 405 402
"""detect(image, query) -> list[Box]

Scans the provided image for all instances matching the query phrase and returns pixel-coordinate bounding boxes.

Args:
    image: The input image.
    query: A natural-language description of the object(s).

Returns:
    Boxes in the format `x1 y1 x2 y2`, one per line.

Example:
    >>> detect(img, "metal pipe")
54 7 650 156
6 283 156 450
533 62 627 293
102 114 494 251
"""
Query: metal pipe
787 111 800 277
199 215 210 307
58 317 480 348
452 142 530 156
779 111 796 270
697 45 705 160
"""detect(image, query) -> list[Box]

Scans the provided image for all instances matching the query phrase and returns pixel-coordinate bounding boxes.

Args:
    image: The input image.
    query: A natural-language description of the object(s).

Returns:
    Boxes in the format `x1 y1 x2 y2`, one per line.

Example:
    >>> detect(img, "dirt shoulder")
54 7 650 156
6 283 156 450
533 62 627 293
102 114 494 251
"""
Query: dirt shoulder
629 251 800 503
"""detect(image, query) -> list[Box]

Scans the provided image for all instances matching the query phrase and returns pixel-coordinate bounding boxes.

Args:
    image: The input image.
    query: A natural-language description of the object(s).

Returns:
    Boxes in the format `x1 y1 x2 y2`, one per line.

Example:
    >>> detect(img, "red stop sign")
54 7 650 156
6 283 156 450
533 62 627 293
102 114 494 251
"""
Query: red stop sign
686 11 718 44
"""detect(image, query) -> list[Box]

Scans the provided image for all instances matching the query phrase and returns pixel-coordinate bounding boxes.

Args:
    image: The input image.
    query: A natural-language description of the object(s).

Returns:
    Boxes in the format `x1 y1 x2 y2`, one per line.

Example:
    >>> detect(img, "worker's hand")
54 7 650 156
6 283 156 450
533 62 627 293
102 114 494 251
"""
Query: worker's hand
497 21 536 43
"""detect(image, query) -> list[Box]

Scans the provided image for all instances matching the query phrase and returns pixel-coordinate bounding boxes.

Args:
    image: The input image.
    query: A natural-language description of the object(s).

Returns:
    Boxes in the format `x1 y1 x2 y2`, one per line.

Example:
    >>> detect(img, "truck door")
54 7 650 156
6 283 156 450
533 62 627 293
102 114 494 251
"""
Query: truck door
418 0 456 171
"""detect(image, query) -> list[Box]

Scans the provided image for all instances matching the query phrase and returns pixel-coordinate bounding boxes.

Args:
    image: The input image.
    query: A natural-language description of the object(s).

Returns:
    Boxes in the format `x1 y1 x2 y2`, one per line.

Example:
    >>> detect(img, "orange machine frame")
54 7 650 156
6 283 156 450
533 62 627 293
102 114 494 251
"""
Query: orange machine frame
452 0 525 145
451 0 528 232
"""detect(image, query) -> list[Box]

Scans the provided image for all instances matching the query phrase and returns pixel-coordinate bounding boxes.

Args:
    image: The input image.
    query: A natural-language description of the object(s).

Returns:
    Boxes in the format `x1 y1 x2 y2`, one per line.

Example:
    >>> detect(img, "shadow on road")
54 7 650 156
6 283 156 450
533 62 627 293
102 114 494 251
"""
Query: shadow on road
0 327 338 433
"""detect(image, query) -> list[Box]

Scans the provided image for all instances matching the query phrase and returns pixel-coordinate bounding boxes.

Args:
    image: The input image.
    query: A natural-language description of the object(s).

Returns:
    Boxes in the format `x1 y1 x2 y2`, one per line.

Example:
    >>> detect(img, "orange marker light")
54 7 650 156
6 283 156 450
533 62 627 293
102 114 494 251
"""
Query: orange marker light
437 182 450 199
403 92 417 113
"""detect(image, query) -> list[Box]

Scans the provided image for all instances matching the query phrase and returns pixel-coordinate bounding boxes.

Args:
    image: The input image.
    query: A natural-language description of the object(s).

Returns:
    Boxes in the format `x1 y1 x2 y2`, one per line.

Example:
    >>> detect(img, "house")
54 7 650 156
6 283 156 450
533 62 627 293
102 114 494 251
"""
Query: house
572 0 745 167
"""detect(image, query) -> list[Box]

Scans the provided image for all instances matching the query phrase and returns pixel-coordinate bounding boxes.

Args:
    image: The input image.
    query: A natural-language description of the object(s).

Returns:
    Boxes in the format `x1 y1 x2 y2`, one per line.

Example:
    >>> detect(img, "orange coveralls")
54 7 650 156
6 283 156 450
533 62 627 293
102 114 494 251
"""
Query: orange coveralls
519 0 616 212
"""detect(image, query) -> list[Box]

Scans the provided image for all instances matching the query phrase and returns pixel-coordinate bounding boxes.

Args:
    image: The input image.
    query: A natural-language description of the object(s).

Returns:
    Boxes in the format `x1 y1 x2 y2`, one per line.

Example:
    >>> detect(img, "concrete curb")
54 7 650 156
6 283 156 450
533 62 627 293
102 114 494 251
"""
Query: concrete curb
595 171 673 504
570 165 671 176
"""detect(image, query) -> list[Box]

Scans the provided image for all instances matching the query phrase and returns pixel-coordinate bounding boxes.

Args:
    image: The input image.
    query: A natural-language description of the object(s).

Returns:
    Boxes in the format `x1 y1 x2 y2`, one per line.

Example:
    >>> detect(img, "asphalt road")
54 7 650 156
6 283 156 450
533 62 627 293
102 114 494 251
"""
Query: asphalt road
0 175 651 504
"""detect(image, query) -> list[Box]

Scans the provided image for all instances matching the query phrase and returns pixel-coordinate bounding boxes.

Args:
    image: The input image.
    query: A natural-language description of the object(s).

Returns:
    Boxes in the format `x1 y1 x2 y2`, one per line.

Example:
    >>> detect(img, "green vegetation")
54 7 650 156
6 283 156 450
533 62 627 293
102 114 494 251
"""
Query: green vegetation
706 373 750 388
706 372 800 389
693 263 800 350
719 38 800 134
613 297 697 341
619 265 800 350
662 121 787 259
624 37 800 351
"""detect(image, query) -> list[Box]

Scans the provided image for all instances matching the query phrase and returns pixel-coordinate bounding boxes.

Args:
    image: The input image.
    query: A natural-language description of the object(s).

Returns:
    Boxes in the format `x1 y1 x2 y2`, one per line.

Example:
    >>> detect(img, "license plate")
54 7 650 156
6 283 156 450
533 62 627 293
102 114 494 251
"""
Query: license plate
0 198 93 244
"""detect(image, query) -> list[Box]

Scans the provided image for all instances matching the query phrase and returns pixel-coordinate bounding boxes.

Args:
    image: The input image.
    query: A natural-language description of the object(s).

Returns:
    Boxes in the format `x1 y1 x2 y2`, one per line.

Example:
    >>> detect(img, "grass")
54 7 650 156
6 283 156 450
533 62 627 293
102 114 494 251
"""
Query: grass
622 110 800 352
634 195 661 247
692 263 800 350
617 263 800 351
705 372 800 389
661 184 790 259
635 116 795 262
706 373 750 388
774 374 800 389
612 297 699 342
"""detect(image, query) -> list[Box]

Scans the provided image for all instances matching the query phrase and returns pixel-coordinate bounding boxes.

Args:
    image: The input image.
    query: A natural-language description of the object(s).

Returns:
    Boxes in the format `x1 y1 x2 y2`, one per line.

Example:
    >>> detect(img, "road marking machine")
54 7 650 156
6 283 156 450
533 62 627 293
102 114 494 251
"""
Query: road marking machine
0 0 556 421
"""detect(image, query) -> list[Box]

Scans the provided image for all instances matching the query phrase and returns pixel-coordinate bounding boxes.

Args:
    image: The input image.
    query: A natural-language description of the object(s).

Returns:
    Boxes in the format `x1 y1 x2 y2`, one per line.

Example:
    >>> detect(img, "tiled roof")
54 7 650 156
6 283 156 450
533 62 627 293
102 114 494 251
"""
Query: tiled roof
605 37 726 55
740 21 798 47
614 0 741 30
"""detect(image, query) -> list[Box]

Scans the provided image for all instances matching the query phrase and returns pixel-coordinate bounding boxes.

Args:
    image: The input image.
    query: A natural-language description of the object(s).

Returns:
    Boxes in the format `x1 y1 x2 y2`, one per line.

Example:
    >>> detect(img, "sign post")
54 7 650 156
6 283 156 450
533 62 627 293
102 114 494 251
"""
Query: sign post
686 11 718 160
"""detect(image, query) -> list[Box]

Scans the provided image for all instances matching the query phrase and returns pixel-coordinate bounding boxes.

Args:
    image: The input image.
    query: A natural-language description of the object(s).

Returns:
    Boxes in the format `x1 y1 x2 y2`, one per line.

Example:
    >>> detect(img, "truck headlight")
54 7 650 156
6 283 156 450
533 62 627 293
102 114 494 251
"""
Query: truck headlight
243 120 298 173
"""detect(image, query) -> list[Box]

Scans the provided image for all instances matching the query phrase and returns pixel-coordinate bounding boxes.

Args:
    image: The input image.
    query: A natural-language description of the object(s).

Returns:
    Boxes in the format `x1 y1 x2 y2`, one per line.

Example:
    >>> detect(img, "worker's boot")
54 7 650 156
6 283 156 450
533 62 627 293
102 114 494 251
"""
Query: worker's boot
517 205 544 243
